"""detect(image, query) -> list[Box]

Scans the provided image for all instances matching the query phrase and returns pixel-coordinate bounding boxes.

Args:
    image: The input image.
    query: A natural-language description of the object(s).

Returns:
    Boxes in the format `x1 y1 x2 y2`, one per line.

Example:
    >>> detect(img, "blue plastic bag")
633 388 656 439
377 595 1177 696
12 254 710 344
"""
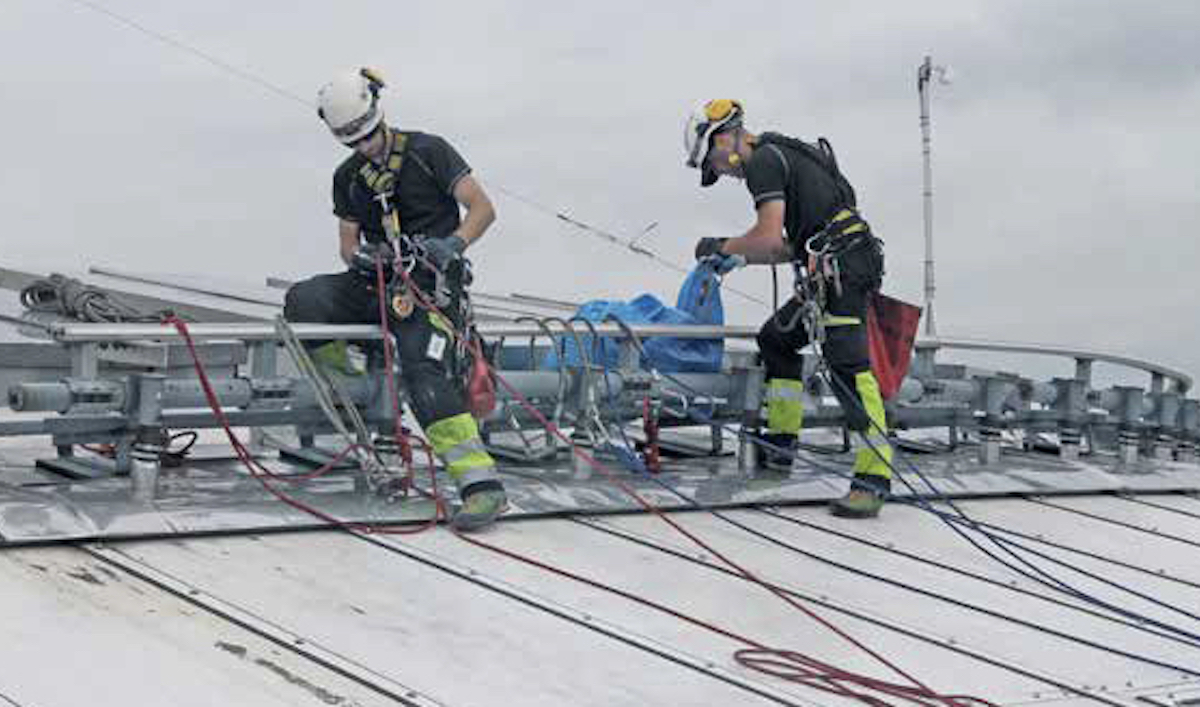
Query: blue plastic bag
542 264 725 373
675 261 724 326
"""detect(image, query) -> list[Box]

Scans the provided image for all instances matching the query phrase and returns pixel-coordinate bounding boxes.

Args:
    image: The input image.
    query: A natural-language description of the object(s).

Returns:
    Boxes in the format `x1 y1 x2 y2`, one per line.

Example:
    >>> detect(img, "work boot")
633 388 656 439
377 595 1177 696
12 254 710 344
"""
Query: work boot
758 432 798 473
452 480 509 532
830 475 890 518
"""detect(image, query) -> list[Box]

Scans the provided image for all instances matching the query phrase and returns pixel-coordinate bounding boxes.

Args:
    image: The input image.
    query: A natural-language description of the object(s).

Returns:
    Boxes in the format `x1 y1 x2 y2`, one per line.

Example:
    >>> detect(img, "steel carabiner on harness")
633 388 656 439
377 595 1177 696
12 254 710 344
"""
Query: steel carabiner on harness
381 234 421 320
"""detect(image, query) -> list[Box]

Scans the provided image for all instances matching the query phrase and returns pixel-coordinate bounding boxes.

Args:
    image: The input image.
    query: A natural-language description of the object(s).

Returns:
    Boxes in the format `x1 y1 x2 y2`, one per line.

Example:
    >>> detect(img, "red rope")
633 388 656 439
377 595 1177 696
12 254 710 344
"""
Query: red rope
163 309 444 535
390 266 994 707
163 254 994 706
375 254 443 517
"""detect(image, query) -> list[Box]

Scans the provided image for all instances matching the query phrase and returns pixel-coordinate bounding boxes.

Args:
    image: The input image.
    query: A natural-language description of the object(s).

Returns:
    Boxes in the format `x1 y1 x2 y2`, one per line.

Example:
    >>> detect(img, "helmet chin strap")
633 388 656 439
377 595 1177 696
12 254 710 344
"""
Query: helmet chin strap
727 128 753 173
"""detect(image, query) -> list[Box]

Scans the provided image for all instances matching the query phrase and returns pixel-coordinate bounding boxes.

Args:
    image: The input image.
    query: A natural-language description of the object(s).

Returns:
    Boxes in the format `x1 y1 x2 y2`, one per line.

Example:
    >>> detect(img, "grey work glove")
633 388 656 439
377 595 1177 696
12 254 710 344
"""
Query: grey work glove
423 235 467 271
702 253 747 275
350 241 395 280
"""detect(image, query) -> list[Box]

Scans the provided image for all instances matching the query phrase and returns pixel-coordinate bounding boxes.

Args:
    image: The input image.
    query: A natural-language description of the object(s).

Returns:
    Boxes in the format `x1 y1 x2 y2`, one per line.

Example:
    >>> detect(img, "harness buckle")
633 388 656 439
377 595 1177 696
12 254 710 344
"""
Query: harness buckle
388 284 416 319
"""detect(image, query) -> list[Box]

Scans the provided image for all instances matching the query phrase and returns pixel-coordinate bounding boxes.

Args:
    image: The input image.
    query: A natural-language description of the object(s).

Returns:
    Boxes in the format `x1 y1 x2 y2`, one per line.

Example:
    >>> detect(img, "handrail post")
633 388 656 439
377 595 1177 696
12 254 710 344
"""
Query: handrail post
1114 386 1144 465
1052 377 1086 461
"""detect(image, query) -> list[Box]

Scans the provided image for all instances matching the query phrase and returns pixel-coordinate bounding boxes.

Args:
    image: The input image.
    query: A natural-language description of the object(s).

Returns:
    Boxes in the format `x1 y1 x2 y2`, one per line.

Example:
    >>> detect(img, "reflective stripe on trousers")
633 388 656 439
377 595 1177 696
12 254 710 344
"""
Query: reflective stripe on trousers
426 412 498 489
850 371 892 479
766 378 804 435
823 315 861 327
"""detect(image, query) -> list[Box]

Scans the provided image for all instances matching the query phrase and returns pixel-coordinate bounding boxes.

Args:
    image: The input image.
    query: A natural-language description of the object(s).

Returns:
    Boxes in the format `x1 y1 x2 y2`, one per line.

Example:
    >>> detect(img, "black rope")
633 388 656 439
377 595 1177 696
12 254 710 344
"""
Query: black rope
598 310 1200 659
18 273 181 323
575 515 1200 681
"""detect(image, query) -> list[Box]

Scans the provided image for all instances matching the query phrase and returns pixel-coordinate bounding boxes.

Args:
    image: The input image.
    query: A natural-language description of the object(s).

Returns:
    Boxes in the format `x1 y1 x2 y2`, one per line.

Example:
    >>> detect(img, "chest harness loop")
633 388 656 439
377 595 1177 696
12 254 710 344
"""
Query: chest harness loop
357 130 410 237
357 131 423 318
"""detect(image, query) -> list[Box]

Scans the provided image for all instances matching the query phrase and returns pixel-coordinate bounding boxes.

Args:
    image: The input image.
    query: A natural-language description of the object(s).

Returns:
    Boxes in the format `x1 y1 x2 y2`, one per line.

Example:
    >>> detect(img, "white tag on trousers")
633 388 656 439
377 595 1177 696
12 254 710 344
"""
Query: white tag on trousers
426 332 447 361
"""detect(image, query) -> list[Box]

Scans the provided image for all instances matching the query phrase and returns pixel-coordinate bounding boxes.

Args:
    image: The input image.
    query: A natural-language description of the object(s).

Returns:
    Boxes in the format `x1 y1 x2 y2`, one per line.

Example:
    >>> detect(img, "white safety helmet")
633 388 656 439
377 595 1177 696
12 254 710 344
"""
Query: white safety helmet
317 67 387 144
684 99 744 187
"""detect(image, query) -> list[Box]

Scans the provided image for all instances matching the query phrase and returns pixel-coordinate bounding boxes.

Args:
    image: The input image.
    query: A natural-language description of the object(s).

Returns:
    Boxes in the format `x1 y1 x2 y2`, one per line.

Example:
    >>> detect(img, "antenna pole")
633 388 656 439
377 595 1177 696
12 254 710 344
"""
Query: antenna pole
918 55 937 337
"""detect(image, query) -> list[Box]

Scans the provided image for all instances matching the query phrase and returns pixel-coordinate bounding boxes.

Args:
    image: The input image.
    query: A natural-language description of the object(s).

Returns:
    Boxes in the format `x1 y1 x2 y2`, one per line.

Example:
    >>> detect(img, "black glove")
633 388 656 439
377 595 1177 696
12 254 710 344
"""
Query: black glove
694 237 728 261
422 235 467 271
350 241 395 279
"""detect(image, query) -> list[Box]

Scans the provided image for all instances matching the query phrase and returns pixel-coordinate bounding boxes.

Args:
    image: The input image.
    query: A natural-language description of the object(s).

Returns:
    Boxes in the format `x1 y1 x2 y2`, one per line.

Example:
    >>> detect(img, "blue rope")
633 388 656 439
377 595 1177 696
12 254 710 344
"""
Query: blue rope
598 310 1200 652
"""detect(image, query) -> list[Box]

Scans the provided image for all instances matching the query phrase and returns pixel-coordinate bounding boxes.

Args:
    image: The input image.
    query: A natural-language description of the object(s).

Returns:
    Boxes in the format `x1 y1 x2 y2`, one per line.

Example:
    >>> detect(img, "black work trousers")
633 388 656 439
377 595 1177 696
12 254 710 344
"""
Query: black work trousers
755 282 875 432
283 269 467 426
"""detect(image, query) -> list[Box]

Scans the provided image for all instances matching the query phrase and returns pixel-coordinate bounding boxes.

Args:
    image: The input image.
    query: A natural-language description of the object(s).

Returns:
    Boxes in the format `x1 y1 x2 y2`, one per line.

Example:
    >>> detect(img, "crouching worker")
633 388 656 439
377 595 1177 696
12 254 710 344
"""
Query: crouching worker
284 67 506 531
683 99 893 518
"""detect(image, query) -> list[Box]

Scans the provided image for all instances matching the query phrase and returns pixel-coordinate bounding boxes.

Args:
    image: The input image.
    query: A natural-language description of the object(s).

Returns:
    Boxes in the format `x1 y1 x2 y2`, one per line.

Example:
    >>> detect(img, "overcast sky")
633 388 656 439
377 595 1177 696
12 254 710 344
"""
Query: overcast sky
2 0 1197 385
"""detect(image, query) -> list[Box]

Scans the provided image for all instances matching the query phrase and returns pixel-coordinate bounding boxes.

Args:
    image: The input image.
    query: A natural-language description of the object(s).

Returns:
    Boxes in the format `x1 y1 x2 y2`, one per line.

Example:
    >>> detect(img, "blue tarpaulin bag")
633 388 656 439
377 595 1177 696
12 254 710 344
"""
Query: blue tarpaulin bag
542 264 725 373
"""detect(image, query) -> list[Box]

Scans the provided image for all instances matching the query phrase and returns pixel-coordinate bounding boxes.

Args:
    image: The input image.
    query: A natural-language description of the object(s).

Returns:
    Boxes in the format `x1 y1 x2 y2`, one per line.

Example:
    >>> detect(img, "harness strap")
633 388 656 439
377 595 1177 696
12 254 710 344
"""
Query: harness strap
809 208 869 253
357 131 410 234
357 131 409 193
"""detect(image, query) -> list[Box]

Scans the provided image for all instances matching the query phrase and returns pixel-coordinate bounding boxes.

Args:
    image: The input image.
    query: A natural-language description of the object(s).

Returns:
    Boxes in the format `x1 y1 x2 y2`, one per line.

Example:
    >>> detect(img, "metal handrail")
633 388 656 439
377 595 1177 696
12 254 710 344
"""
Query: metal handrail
46 321 761 342
42 322 1192 393
918 336 1192 394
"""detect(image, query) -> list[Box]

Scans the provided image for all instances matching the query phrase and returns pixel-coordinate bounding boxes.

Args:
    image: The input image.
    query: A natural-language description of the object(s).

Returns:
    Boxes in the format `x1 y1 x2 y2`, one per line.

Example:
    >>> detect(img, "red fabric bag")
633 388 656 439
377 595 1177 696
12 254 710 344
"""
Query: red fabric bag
866 292 922 400
466 335 497 419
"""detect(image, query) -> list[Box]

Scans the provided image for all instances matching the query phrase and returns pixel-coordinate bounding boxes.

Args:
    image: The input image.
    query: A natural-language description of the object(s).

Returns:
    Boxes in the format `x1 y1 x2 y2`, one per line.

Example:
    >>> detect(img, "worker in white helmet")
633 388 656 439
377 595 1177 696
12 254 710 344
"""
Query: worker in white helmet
685 99 892 518
285 67 506 531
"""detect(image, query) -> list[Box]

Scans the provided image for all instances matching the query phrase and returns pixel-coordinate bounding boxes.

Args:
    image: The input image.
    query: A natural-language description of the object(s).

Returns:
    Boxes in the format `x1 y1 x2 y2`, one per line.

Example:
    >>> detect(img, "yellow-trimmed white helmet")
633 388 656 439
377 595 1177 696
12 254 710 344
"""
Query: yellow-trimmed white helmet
684 99 744 187
317 67 387 144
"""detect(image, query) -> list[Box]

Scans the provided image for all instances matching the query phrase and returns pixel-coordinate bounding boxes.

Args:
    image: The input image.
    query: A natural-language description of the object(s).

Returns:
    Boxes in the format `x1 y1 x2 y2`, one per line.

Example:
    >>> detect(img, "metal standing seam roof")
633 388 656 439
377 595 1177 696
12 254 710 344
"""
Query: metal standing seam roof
2 450 1200 706
2 269 1200 706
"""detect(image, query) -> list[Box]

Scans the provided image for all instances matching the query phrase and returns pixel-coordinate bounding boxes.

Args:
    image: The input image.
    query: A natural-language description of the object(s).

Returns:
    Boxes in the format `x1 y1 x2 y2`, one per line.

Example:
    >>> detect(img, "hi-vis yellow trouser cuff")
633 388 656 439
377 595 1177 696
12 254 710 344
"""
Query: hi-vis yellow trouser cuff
766 378 804 436
426 412 498 489
850 371 892 479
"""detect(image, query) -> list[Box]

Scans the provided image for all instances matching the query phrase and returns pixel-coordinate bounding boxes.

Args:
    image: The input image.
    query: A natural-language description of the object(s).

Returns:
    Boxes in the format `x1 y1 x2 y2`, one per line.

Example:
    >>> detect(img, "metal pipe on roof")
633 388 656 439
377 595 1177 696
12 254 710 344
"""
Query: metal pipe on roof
88 266 281 307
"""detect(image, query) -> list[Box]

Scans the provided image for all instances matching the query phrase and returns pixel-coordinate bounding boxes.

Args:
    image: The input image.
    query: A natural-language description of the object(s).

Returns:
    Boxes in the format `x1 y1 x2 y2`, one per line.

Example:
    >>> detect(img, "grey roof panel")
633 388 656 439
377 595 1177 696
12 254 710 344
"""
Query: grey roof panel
18 489 1192 706
0 449 1199 704
0 544 421 707
102 531 815 707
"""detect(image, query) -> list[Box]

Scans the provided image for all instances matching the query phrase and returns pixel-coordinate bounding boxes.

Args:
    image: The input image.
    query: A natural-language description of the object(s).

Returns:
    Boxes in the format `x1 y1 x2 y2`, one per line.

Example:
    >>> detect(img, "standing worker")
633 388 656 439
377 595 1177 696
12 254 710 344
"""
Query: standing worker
284 67 507 531
685 99 892 518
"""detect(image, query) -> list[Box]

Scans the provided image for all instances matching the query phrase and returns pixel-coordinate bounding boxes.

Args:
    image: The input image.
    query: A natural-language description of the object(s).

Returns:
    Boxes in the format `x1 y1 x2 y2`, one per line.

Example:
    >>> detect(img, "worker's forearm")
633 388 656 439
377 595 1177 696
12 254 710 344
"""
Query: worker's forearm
455 200 495 247
725 228 789 264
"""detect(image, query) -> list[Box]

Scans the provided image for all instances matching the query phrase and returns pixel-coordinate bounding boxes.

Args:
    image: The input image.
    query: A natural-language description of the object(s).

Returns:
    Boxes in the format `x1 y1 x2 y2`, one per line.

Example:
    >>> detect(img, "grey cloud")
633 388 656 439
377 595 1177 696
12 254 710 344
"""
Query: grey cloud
0 0 1197 382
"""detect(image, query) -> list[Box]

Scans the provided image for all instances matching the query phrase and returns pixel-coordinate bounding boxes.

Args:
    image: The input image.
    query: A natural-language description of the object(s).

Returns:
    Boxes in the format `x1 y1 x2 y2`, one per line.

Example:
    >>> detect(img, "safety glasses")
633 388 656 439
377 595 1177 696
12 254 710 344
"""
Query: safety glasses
331 103 379 142
347 125 379 148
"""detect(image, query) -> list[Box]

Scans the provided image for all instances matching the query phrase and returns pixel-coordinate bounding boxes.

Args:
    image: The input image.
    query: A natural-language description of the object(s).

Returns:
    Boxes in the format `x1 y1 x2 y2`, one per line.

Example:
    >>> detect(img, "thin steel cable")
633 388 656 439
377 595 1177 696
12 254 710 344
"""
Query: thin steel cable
489 183 770 307
63 0 768 312
64 0 313 108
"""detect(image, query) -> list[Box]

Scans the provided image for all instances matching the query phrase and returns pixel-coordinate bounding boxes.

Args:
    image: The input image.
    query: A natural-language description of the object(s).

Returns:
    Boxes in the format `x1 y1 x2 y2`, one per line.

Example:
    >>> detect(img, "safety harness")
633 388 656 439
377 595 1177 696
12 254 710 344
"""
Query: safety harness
357 130 410 228
355 129 486 411
352 131 415 318
758 133 884 335
806 208 885 297
354 130 438 318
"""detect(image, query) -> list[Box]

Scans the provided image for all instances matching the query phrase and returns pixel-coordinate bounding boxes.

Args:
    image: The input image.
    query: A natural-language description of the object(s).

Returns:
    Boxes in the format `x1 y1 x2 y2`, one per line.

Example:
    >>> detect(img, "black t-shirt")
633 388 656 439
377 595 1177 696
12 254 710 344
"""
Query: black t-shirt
332 130 471 242
744 132 856 252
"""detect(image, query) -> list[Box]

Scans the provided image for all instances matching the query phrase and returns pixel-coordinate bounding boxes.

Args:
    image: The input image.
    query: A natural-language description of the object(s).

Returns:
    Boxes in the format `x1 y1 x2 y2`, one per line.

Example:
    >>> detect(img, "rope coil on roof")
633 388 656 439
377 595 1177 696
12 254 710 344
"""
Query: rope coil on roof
19 273 181 323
